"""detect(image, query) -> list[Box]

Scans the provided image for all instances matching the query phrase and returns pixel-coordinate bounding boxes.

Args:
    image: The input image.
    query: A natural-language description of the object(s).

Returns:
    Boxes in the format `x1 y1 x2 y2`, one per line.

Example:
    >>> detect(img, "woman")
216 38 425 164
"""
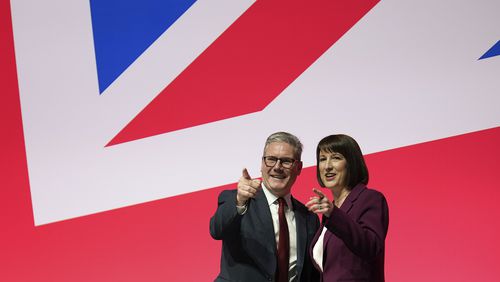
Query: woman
305 134 389 281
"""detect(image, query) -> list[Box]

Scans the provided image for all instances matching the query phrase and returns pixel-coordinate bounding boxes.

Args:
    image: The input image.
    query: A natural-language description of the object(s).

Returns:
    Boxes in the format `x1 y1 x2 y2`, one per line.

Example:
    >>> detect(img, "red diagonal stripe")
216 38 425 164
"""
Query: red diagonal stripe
108 0 380 146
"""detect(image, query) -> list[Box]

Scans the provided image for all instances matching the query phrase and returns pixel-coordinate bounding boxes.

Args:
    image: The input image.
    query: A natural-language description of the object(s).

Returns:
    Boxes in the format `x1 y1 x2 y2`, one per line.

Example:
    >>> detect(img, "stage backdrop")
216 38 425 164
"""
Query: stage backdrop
2 0 499 281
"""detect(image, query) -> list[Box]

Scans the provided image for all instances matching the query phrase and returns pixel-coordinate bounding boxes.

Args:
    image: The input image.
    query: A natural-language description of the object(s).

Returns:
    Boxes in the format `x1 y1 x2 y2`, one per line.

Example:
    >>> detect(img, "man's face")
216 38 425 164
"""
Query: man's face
261 142 302 197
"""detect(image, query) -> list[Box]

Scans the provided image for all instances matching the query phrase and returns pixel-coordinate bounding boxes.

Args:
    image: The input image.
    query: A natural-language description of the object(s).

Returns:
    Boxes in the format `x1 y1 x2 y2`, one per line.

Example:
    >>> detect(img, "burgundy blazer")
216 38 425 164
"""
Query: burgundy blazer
309 183 389 282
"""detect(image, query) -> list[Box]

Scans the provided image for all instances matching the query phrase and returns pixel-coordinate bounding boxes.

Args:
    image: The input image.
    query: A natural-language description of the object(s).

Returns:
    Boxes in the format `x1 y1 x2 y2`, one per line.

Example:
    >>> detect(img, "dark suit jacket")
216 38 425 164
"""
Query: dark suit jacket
310 184 389 282
210 189 320 282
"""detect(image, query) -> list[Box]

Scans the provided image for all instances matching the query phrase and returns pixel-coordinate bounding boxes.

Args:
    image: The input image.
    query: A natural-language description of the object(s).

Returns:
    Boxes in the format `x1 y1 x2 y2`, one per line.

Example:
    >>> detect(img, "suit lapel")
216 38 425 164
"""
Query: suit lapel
254 190 276 249
324 184 366 247
323 228 333 248
310 222 325 272
247 190 277 276
292 197 306 277
340 183 365 214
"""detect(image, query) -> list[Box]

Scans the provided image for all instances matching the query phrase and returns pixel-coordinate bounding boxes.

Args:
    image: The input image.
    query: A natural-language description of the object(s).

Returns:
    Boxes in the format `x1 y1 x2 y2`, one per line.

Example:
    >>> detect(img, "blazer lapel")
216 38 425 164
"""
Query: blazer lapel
292 197 306 277
247 190 277 277
324 184 366 247
340 183 365 214
310 222 325 272
323 227 333 248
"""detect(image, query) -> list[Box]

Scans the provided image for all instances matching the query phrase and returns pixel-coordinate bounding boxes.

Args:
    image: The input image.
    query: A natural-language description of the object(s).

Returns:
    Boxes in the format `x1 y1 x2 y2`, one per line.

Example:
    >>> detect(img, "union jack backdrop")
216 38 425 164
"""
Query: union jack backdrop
1 0 499 281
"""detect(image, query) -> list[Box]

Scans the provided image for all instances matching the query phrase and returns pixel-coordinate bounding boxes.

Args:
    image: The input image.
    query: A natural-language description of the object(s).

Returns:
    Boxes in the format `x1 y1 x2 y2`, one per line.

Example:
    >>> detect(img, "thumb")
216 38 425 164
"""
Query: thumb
242 168 251 180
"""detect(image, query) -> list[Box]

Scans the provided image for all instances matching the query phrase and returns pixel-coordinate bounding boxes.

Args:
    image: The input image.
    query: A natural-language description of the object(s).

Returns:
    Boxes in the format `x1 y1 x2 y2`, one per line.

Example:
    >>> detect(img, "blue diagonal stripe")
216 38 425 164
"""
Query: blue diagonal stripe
90 0 197 94
479 40 500 60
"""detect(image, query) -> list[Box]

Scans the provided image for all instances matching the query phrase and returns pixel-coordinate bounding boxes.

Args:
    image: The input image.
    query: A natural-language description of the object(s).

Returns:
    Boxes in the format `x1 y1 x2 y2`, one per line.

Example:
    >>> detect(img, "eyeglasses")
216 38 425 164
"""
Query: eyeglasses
262 156 297 169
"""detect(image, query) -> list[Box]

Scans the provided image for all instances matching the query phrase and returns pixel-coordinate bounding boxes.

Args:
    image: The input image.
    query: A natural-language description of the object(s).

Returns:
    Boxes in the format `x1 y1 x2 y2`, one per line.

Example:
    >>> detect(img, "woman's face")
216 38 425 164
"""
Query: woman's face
318 150 348 189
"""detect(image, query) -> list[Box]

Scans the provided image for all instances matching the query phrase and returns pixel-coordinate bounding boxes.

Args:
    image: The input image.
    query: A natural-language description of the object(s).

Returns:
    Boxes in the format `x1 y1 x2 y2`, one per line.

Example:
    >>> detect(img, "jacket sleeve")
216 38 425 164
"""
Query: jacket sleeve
209 190 243 240
324 190 389 260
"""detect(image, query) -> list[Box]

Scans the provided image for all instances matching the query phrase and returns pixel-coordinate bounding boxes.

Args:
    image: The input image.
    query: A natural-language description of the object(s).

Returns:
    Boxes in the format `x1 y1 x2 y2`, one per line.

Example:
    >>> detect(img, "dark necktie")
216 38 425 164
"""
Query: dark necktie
276 197 289 282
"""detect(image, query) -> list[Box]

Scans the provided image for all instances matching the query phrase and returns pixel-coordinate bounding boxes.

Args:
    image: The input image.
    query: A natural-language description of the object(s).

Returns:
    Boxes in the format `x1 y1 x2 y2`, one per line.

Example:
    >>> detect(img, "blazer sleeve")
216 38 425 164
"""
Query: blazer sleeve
324 189 389 260
209 190 243 240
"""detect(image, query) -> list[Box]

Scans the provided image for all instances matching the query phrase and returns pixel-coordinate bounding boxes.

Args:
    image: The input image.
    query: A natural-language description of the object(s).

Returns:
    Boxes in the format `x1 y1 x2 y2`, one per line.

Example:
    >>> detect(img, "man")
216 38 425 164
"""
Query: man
210 132 320 282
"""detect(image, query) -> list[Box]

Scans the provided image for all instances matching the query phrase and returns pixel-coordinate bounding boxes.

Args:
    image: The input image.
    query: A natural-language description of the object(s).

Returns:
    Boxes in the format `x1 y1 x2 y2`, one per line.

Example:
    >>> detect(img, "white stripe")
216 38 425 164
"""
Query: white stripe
11 0 500 225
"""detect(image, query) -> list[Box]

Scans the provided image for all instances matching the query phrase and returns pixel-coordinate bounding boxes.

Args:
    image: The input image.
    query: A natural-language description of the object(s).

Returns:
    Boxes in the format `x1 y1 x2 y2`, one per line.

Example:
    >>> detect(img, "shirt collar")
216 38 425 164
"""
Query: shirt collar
262 183 293 210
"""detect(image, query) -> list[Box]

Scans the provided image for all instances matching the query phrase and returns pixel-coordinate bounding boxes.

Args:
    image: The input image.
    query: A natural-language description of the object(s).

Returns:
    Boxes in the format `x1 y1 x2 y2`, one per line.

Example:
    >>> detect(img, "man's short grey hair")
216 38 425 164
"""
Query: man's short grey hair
264 132 303 160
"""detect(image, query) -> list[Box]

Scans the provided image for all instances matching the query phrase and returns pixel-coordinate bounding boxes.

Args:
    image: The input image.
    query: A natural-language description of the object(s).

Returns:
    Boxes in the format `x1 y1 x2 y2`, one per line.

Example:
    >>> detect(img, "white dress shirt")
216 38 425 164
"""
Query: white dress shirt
262 186 298 282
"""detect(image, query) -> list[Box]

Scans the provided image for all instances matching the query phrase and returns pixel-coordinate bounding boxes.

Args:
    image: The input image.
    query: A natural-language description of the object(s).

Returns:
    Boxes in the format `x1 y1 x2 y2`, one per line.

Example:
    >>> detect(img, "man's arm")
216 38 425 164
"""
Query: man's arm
209 190 242 240
209 169 262 240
